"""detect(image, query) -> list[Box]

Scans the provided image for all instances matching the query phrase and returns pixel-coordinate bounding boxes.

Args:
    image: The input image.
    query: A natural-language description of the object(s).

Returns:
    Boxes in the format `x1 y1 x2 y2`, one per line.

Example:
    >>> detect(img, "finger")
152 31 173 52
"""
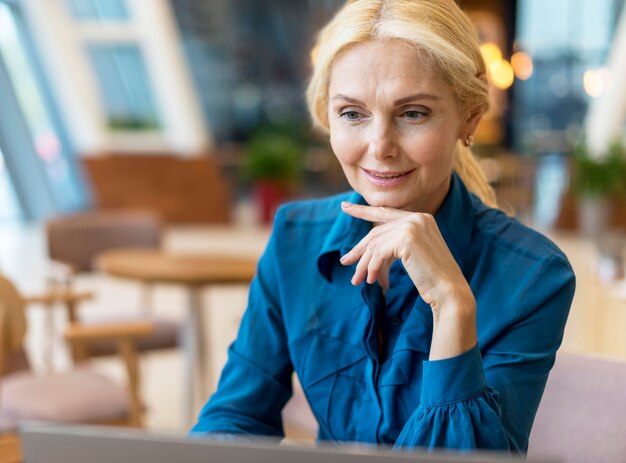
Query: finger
340 235 373 266
341 202 410 224
366 249 386 285
366 245 394 285
340 225 387 265
351 245 375 286
378 258 392 290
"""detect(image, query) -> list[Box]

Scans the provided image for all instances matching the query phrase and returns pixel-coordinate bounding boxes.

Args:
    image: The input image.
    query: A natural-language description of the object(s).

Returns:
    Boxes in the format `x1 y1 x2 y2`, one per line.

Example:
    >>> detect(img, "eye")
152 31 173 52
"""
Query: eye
402 110 428 120
340 110 363 121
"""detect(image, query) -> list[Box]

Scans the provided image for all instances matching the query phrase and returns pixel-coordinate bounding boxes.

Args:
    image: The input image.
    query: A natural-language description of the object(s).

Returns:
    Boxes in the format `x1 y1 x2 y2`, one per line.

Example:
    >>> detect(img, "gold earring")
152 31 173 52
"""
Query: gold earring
462 135 475 147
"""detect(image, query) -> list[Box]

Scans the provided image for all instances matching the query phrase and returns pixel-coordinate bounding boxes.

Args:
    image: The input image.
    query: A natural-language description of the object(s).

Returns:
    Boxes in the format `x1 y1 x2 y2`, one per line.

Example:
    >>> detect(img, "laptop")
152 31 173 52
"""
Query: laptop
19 422 557 463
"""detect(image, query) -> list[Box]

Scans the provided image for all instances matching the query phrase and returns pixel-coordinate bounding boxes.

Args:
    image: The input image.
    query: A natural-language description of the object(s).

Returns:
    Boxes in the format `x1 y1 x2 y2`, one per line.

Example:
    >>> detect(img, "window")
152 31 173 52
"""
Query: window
87 44 161 130
513 0 625 152
514 0 625 227
0 1 88 216
64 0 128 21
0 147 21 222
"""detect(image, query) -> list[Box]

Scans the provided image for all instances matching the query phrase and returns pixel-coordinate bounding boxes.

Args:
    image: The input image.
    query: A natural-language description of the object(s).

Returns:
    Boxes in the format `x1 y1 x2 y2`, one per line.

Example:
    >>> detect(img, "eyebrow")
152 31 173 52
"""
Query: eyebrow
331 93 441 105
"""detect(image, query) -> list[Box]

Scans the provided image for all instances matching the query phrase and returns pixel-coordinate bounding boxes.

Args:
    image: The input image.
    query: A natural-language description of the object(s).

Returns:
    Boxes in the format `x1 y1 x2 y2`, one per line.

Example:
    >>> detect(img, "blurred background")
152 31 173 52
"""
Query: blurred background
1 0 625 227
0 0 626 444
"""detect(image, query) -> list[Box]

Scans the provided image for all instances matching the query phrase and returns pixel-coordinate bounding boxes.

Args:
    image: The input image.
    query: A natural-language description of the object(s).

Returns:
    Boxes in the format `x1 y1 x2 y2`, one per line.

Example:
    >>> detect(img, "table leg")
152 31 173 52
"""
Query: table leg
183 285 213 427
43 304 55 374
196 288 214 399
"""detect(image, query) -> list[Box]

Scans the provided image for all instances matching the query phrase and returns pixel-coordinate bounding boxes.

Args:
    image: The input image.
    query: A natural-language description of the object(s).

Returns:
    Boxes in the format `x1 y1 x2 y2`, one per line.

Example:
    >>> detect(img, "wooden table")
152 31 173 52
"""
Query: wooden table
97 248 258 425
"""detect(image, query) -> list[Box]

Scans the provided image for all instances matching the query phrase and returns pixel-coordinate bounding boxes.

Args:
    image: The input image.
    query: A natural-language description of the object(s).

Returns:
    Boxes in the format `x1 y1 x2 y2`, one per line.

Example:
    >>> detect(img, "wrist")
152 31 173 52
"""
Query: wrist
429 297 477 361
429 283 476 320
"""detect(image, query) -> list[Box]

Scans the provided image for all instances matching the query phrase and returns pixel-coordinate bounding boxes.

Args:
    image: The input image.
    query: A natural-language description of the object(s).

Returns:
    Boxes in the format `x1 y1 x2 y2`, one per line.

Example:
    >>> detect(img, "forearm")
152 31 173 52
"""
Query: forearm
429 292 477 361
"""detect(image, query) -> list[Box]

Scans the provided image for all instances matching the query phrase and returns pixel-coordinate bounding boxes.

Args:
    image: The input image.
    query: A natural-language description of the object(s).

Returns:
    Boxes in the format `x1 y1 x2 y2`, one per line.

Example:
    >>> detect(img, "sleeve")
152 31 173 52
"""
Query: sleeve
394 254 576 452
190 220 293 437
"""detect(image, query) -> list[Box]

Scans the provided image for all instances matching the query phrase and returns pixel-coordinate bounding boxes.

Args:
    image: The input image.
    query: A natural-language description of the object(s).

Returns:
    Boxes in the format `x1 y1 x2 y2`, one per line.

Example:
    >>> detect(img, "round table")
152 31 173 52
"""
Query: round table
97 248 258 425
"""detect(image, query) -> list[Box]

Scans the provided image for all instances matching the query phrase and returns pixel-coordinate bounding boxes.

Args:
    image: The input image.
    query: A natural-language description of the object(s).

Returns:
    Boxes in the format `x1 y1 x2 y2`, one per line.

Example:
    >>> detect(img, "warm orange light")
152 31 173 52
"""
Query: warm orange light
511 51 533 80
480 43 502 68
489 60 515 90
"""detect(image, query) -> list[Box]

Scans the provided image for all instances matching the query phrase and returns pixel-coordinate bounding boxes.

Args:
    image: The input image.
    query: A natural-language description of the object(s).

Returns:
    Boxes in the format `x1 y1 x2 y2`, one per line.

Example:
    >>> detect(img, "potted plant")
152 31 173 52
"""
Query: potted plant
243 125 304 224
572 138 626 240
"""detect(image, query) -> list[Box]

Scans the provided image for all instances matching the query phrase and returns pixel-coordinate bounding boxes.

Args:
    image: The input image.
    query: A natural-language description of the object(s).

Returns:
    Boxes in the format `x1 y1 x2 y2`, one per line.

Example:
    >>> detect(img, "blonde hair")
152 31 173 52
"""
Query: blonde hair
306 0 498 208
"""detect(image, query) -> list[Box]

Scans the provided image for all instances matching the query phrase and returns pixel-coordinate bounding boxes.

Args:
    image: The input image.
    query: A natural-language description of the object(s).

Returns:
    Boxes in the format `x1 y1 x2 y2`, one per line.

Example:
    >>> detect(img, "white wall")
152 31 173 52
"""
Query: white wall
22 0 211 156
585 5 626 156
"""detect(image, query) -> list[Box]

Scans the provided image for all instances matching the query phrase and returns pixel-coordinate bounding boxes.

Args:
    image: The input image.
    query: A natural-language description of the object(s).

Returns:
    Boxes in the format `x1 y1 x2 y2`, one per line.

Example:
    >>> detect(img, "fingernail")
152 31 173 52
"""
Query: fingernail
339 255 347 263
341 201 351 208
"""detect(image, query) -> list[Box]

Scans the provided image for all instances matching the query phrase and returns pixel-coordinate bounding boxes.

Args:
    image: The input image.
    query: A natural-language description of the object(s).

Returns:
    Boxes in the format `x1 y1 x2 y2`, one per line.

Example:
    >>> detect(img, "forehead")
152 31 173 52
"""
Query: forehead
328 39 452 100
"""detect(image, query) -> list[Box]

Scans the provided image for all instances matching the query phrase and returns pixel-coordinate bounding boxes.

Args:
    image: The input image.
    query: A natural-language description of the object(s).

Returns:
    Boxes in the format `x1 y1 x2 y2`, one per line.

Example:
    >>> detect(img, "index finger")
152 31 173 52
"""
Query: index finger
341 202 409 223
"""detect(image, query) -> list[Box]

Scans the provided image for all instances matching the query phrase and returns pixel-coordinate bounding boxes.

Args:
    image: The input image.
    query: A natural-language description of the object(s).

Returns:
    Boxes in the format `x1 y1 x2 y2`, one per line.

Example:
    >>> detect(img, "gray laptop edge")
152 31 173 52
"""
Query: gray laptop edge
19 422 557 463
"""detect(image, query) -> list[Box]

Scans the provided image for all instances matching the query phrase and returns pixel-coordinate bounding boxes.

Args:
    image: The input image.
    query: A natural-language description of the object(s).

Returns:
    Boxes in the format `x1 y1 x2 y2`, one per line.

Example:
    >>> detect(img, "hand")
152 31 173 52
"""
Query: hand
339 201 474 312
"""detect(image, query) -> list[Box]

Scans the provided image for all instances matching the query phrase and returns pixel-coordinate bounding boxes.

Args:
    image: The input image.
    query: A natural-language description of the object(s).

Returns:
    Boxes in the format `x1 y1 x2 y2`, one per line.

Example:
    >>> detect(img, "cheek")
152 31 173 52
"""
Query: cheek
404 130 457 166
329 127 362 166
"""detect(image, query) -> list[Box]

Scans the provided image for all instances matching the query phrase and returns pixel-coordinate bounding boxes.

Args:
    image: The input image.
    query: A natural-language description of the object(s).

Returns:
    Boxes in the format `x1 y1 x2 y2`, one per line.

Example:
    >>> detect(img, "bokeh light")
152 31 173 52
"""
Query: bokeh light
489 59 515 90
511 51 533 80
480 42 502 68
583 68 613 98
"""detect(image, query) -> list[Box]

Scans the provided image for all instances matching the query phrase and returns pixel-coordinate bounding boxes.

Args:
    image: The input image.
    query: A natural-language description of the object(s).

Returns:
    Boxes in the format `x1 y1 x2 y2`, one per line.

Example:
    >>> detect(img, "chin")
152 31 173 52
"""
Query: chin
361 190 414 210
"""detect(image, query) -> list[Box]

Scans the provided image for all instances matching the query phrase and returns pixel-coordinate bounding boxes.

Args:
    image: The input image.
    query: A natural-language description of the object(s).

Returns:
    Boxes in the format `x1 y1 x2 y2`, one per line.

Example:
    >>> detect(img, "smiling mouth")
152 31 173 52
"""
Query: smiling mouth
368 171 409 178
361 168 416 186
363 168 415 178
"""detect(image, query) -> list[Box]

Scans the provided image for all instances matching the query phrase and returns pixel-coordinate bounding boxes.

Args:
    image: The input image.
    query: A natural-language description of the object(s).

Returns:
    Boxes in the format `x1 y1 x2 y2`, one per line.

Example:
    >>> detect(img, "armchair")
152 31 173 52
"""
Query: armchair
0 274 154 430
44 210 179 360
528 353 626 462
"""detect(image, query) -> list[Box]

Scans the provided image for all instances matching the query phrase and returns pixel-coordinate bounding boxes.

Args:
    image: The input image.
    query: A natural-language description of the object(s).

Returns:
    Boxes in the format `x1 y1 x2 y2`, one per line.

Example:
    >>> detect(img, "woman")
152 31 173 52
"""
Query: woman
192 0 575 453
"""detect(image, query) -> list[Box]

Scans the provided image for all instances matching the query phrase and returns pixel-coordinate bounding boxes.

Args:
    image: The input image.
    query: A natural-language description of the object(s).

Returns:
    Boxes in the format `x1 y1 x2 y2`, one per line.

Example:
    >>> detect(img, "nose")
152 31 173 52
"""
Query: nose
367 119 398 161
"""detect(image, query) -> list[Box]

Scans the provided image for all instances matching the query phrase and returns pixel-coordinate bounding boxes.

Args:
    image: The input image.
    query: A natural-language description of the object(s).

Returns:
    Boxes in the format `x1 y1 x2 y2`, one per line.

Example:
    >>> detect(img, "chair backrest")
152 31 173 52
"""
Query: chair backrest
82 154 232 223
0 275 29 377
528 353 626 462
46 210 163 272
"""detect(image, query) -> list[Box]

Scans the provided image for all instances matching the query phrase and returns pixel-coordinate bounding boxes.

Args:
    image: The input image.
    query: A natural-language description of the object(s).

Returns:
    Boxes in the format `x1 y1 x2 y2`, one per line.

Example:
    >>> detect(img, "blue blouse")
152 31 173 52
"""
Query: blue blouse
191 173 575 452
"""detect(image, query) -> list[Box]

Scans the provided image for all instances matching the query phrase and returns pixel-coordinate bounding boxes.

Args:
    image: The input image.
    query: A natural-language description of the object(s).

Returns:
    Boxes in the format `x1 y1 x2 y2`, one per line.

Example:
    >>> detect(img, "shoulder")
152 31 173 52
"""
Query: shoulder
471 195 569 266
468 196 575 325
469 194 575 305
274 191 354 226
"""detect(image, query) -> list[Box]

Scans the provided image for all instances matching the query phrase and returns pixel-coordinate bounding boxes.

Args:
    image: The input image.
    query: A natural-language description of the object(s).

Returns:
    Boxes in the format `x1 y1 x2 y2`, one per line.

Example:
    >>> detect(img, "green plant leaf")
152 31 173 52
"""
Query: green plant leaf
571 137 626 198
243 127 304 183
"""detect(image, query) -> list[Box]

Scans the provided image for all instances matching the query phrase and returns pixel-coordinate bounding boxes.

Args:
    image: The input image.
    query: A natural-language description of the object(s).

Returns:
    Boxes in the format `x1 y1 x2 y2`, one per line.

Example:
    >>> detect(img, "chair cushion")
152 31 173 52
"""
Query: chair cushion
529 354 626 462
0 368 129 423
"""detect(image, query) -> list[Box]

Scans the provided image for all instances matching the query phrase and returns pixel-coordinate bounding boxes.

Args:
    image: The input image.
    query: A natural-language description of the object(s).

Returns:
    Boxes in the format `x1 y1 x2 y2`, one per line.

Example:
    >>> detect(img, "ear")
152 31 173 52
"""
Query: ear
461 105 486 139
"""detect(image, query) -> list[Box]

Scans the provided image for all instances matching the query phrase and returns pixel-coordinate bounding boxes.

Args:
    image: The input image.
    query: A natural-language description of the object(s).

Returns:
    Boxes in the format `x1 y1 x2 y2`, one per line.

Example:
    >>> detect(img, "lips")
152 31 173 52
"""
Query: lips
361 167 415 187
368 171 407 178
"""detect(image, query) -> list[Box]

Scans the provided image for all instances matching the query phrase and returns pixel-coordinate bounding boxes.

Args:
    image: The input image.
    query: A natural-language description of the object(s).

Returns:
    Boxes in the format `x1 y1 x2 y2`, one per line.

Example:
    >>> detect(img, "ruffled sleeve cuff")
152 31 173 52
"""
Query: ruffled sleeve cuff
420 344 487 407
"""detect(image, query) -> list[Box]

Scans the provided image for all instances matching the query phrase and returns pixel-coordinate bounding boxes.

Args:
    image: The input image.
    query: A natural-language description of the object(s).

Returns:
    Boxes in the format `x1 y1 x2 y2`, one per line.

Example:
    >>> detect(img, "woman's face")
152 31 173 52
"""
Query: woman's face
327 39 477 214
